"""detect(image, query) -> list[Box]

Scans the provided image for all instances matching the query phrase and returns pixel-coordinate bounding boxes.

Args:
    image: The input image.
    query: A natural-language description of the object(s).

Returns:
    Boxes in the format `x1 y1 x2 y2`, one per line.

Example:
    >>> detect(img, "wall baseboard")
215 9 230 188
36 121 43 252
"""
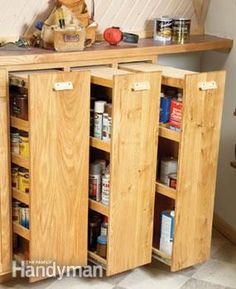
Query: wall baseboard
213 213 236 245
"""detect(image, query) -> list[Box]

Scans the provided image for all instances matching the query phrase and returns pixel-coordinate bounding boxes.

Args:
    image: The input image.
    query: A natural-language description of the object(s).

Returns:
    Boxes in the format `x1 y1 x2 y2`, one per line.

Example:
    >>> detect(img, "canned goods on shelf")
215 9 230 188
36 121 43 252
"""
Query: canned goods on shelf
19 131 29 158
172 18 191 44
154 17 172 43
18 168 30 193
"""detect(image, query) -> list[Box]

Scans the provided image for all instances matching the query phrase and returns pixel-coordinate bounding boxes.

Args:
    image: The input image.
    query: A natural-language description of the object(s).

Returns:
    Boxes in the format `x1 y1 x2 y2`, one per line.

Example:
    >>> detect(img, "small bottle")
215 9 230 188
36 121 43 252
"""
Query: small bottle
97 235 107 258
94 101 106 139
11 131 20 154
101 216 108 236
89 162 102 201
101 165 110 206
102 103 112 141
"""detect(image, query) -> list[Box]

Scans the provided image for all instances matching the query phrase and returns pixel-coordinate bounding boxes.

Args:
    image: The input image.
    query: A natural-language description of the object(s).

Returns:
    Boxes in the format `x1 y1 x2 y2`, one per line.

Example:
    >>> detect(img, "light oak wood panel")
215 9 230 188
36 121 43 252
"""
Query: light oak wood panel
0 70 11 275
0 36 233 69
172 71 226 271
119 62 196 89
12 188 30 205
13 222 30 241
10 117 29 132
11 153 29 170
89 199 109 217
159 127 181 143
90 137 110 153
107 72 161 275
156 182 176 200
29 71 90 267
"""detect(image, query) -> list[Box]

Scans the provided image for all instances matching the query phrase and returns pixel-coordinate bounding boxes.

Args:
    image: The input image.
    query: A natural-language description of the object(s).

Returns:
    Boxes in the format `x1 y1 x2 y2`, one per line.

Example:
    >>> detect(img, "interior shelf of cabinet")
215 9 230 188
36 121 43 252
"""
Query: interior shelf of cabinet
89 199 109 216
152 247 172 266
156 182 176 200
88 251 107 267
11 153 29 169
90 137 110 153
13 221 30 241
12 188 30 205
159 126 181 143
11 117 29 132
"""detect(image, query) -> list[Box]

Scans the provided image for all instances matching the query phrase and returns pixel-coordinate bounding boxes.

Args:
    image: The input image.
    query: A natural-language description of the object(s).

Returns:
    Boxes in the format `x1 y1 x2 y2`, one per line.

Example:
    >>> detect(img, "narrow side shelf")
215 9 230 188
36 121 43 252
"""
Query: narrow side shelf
89 199 109 216
156 182 177 200
11 153 29 169
13 222 30 240
159 126 181 142
12 188 30 205
152 247 172 266
90 137 110 153
11 117 29 132
88 251 107 266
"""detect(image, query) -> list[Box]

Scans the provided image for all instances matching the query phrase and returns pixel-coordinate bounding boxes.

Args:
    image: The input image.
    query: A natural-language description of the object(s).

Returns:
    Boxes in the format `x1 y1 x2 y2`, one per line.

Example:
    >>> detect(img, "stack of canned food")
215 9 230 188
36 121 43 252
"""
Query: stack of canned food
154 17 191 43
11 129 29 158
12 201 29 229
11 165 29 193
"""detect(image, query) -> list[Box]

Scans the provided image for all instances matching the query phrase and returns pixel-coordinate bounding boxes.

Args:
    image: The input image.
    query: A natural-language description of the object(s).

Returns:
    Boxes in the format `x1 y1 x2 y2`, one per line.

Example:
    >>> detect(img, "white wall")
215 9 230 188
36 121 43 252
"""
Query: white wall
201 0 236 228
0 0 199 41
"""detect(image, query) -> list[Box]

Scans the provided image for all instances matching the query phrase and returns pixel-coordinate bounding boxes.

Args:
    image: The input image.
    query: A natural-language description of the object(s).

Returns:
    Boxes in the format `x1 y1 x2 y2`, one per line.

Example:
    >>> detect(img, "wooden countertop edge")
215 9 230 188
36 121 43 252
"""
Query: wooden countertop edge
0 35 233 67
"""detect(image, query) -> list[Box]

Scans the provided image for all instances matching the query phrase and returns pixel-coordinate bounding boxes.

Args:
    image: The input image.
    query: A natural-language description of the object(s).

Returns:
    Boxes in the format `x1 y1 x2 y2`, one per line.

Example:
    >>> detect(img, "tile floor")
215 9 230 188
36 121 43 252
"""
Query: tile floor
1 230 236 289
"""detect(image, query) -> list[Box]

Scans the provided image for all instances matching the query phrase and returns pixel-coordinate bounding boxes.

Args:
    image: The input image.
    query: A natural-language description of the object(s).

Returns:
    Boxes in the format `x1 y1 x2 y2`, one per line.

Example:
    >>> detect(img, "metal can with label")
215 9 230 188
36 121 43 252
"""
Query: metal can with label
168 173 177 189
19 131 29 158
18 168 30 193
101 174 110 206
12 201 21 222
172 18 191 43
20 205 29 229
11 166 19 189
154 17 172 42
11 131 20 154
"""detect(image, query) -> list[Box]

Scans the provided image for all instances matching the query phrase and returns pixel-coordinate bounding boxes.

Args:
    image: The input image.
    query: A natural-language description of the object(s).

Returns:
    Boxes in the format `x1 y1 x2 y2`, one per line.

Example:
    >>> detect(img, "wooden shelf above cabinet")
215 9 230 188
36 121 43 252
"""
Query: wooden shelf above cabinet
159 126 181 142
12 188 30 205
90 137 110 153
11 117 29 132
13 222 30 240
11 153 29 169
156 182 177 200
89 199 109 216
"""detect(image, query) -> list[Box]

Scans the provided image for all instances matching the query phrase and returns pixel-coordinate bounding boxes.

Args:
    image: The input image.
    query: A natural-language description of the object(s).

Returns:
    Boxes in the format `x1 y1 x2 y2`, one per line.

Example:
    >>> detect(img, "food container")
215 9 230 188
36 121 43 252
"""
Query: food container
11 166 19 189
18 168 30 193
172 18 191 43
11 131 20 154
12 201 21 222
154 17 172 42
97 235 107 258
168 173 177 189
88 218 101 251
10 94 28 120
160 158 178 185
20 205 29 229
19 131 29 158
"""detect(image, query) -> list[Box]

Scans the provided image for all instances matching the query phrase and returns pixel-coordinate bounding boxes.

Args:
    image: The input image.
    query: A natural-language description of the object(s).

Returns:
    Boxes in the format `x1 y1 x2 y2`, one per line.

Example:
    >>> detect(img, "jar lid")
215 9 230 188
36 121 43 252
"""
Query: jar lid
97 235 107 245
94 101 106 113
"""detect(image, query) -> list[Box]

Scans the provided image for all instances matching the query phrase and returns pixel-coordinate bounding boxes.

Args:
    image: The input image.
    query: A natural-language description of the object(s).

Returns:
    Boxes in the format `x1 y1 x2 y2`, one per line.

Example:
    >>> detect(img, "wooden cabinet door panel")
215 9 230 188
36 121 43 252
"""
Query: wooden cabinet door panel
107 72 161 275
29 71 90 266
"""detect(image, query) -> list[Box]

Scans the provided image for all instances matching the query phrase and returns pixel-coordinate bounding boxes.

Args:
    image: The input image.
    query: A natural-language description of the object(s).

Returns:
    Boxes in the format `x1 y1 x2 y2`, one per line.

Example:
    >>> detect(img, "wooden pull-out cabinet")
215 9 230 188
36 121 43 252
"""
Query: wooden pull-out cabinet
120 63 226 271
9 71 90 281
72 67 161 275
0 70 11 278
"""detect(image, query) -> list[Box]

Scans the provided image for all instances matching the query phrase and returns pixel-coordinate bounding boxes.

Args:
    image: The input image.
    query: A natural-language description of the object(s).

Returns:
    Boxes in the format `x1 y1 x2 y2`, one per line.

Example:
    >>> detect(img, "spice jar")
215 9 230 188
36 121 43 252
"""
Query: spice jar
19 131 29 158
89 162 102 201
97 235 107 258
18 168 30 193
11 166 19 189
11 131 20 154
12 201 20 222
10 93 28 120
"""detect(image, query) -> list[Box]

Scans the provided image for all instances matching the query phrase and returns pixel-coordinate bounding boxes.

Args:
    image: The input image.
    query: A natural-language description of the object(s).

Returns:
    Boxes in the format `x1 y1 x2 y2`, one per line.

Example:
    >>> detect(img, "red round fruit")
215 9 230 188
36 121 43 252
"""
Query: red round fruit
103 27 123 45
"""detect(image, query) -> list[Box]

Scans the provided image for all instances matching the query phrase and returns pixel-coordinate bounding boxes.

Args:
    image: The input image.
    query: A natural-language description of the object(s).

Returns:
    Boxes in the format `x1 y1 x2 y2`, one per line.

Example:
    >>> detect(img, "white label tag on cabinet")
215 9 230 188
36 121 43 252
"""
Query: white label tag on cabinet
132 81 150 91
198 81 217 91
53 81 73 91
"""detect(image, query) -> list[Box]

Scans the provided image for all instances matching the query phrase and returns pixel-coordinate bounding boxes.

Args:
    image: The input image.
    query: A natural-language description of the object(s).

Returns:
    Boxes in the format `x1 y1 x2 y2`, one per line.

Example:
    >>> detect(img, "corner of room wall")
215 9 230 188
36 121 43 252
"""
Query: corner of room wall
201 0 236 233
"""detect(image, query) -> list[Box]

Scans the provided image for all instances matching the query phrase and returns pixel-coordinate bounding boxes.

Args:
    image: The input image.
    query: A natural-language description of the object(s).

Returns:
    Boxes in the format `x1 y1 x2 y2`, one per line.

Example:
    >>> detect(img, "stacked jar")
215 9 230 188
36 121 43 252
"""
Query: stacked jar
10 129 29 158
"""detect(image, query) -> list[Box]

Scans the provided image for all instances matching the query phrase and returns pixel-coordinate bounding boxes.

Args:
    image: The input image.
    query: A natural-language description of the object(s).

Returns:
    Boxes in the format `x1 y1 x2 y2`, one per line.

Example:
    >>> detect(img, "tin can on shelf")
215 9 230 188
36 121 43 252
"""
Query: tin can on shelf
168 173 177 189
154 17 172 42
19 131 29 158
18 168 30 193
11 166 19 189
11 131 20 154
20 204 29 229
172 18 191 43
10 93 28 120
12 201 21 222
